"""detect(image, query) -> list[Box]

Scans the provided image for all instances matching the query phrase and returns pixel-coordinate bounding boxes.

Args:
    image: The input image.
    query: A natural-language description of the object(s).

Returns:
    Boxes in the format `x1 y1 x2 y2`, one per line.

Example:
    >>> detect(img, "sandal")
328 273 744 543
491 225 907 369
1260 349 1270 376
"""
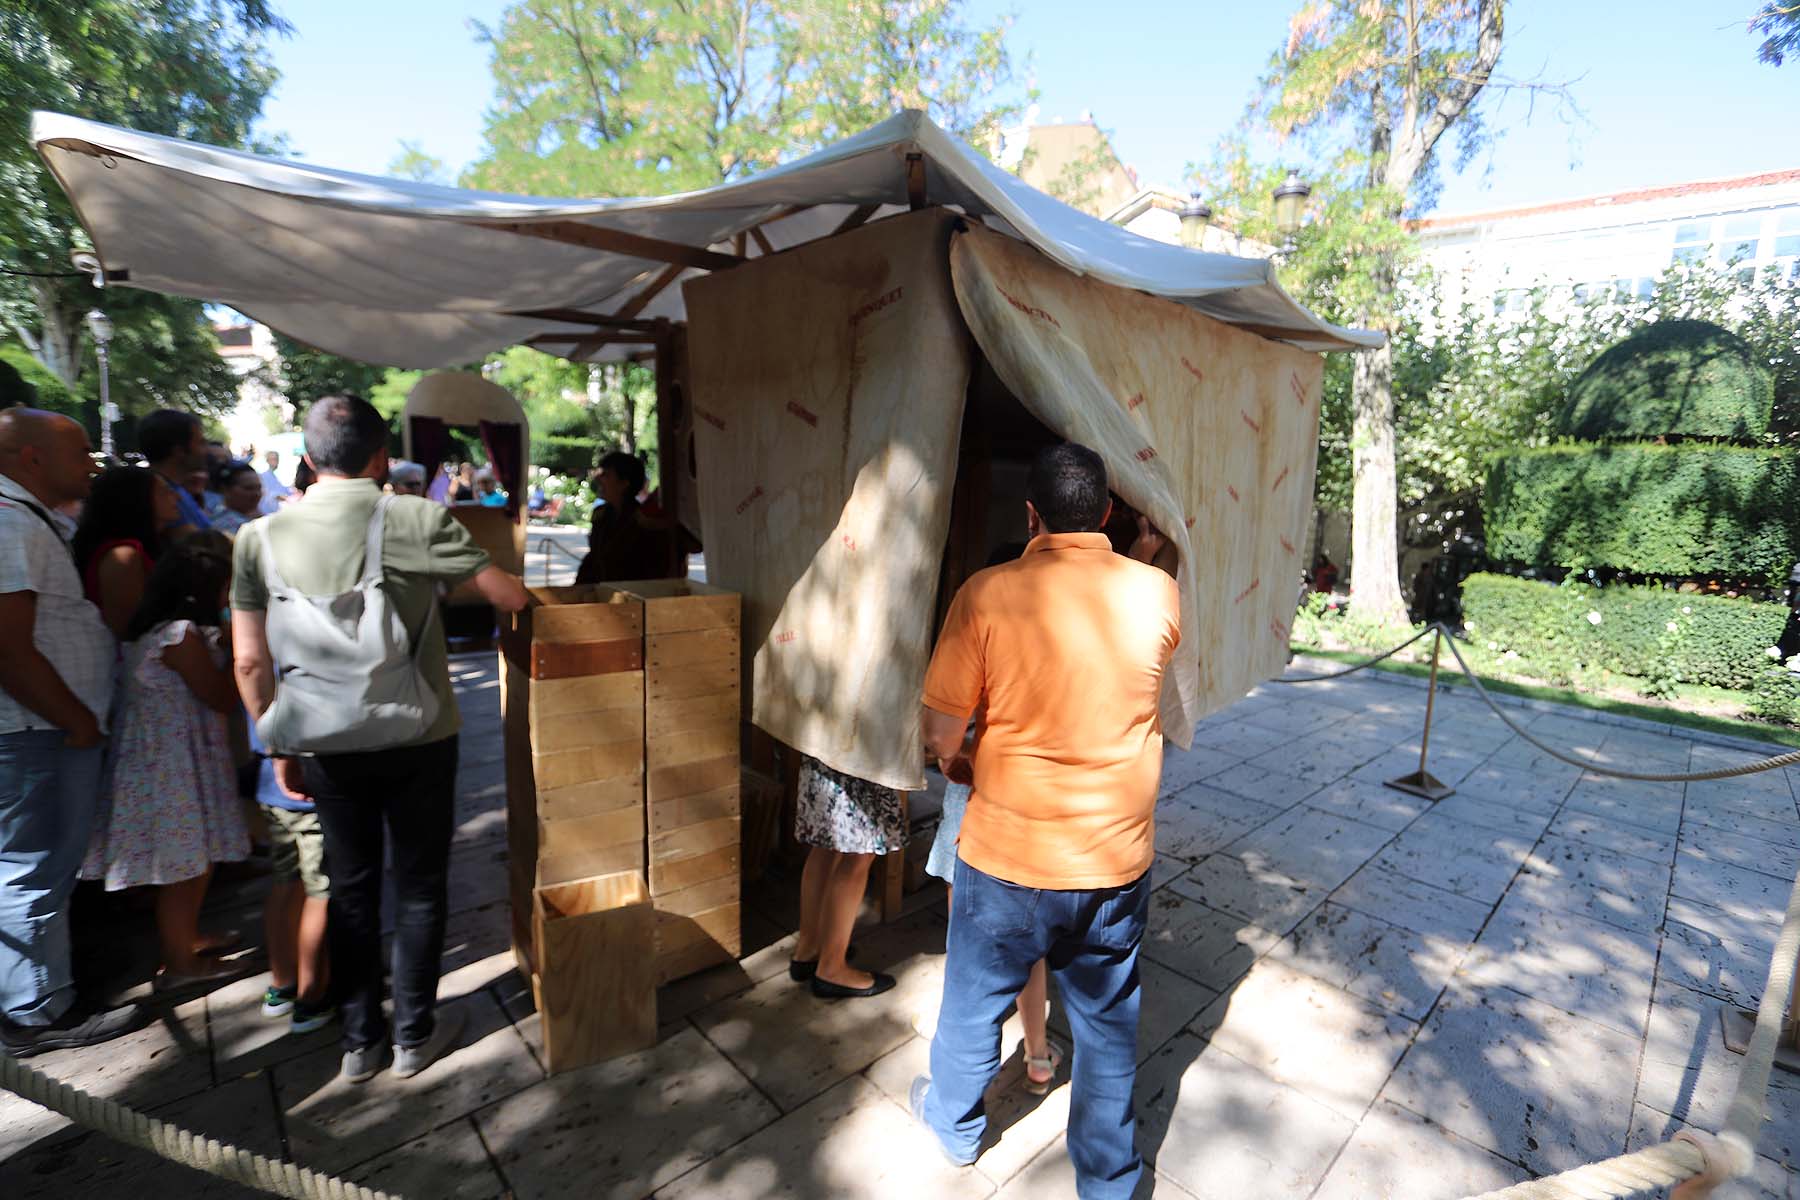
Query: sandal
1020 1036 1065 1096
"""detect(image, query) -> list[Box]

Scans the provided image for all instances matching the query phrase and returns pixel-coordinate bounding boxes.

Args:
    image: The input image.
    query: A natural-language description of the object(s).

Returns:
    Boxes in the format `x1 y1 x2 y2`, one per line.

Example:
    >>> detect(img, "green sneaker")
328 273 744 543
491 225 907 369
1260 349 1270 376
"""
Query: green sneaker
261 986 296 1018
290 1000 336 1035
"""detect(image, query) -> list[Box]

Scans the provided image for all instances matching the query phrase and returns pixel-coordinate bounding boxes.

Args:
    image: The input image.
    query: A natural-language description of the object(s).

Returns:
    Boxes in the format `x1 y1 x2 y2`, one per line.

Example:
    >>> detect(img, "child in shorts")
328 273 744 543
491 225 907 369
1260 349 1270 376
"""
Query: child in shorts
255 744 333 1033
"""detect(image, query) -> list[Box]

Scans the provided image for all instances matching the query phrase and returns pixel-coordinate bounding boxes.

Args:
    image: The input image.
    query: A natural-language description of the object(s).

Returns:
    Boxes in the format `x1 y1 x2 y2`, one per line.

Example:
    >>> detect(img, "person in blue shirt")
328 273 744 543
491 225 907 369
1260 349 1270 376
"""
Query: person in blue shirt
139 410 212 534
475 470 507 508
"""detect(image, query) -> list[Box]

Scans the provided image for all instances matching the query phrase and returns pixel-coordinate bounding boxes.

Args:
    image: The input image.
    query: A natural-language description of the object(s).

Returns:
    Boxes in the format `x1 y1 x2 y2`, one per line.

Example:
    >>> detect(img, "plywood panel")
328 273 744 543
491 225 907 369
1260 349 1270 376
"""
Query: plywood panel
538 806 645 860
649 784 741 835
649 844 740 895
647 755 738 804
655 937 734 985
654 874 737 919
646 627 739 670
533 740 643 792
528 601 642 645
645 660 740 702
531 672 645 722
530 707 644 755
646 691 738 736
533 871 656 1071
538 840 644 887
646 724 739 771
650 817 738 864
654 903 741 956
538 776 643 822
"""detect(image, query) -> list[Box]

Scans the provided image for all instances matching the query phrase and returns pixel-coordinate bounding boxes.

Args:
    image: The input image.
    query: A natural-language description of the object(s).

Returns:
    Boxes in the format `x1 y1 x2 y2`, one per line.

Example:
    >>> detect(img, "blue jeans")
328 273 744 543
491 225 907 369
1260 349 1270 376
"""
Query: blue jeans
924 856 1151 1199
0 730 103 1026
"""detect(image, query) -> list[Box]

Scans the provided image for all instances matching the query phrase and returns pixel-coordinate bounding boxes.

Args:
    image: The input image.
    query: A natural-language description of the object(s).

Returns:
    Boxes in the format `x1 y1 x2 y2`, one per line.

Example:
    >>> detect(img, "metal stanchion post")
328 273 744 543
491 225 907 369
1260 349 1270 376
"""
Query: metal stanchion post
1385 625 1454 802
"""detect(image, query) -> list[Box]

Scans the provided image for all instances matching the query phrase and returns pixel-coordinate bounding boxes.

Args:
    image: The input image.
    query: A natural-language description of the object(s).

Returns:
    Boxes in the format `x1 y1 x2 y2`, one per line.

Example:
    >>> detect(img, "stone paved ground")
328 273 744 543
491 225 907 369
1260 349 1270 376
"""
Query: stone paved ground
2 654 1797 1199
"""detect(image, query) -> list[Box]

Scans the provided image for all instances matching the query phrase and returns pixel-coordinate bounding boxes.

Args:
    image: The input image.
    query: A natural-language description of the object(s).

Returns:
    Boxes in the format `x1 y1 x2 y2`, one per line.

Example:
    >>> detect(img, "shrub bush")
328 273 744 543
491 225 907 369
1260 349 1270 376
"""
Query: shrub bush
1484 442 1800 583
1752 665 1800 726
1556 319 1774 440
1461 572 1787 691
532 434 598 479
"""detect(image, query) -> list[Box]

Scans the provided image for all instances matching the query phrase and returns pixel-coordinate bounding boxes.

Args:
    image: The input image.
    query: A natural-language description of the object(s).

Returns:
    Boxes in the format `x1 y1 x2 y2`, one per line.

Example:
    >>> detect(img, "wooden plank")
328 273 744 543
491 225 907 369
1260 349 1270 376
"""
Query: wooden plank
655 937 734 985
638 592 739 635
474 218 744 272
648 844 739 895
619 264 686 319
649 784 740 836
505 308 664 330
833 204 880 235
646 627 739 669
654 903 741 956
538 840 644 887
538 775 643 822
531 672 645 722
906 153 926 210
647 723 739 771
645 659 739 702
650 816 738 864
531 638 643 680
748 225 775 256
528 601 640 645
653 874 737 919
530 708 643 756
646 691 738 737
647 754 739 805
533 739 643 792
533 871 656 1072
539 806 645 860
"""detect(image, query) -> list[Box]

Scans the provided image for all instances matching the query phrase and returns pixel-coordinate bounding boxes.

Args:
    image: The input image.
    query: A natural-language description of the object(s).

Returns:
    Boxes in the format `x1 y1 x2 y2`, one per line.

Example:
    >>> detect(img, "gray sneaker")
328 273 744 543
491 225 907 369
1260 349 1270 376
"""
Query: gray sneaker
392 1004 467 1079
339 1042 390 1084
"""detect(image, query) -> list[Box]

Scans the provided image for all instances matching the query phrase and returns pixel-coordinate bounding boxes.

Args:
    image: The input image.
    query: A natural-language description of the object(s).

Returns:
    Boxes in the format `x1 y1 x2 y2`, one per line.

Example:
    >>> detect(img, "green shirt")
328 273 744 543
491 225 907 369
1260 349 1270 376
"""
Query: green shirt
230 477 491 747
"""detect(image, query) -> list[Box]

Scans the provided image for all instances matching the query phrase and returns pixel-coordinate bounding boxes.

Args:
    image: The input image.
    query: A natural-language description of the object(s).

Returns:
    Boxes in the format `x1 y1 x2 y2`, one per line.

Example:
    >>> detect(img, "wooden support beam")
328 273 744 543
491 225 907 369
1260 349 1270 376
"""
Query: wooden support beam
906 153 926 211
732 231 747 257
474 219 744 272
748 226 776 256
832 204 881 236
508 307 664 331
526 331 657 348
617 264 686 319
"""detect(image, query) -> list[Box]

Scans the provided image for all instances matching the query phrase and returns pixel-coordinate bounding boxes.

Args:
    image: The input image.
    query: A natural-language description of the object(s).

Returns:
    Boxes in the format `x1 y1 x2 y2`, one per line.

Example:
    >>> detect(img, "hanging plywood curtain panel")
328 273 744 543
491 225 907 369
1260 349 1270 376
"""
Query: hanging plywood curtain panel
684 208 973 791
949 223 1325 745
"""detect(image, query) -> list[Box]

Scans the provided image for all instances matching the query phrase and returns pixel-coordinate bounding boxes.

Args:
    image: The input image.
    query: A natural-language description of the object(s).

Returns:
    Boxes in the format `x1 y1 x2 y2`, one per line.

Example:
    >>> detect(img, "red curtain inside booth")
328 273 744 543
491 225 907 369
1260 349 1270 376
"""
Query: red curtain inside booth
407 415 452 489
478 419 523 517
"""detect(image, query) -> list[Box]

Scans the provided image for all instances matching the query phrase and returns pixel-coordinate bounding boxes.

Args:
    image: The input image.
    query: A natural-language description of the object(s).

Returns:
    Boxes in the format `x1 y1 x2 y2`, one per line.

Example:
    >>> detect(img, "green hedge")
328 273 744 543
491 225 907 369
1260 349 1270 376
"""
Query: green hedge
1557 319 1774 440
532 435 598 479
1462 571 1786 691
1484 442 1800 583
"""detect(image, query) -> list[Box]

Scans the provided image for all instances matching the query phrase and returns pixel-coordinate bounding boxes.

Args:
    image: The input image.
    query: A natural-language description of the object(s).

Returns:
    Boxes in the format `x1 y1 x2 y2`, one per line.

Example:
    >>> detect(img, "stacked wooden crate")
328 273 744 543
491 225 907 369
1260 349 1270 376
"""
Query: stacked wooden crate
623 580 745 984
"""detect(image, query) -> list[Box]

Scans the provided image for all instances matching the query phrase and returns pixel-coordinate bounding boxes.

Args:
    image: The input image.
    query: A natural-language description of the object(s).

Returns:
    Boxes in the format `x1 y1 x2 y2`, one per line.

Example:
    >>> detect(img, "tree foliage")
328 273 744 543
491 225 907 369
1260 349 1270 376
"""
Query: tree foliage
270 333 392 410
1750 2 1800 65
0 1 286 419
465 0 1023 196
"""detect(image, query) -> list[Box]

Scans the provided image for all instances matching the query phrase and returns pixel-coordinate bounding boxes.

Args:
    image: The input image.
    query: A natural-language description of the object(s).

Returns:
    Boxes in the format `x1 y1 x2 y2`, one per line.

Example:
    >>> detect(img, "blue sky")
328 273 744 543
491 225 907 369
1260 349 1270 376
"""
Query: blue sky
259 0 1794 215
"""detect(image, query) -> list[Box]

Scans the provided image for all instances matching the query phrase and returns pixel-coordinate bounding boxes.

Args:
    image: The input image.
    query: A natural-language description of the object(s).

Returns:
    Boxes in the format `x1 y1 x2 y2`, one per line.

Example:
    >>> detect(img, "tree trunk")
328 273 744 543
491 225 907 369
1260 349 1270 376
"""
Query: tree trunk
1349 331 1408 625
27 279 84 386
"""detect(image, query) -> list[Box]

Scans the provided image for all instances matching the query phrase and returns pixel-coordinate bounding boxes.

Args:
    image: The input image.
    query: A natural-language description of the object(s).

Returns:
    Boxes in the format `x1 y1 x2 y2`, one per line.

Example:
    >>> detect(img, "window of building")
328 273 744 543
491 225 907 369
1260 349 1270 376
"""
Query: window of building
1670 220 1711 266
1719 214 1761 265
1774 209 1800 276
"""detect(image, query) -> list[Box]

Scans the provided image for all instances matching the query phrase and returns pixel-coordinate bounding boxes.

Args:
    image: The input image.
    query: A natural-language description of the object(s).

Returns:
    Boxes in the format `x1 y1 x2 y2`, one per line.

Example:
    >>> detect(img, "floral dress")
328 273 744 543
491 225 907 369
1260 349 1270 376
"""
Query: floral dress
794 755 908 855
82 620 249 889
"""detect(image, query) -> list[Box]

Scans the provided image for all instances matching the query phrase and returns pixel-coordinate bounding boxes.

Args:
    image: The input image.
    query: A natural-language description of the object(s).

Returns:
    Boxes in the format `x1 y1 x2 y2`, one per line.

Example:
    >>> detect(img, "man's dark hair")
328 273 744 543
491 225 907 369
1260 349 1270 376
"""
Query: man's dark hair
303 394 389 475
1027 442 1110 533
138 409 202 464
597 450 647 497
213 459 256 491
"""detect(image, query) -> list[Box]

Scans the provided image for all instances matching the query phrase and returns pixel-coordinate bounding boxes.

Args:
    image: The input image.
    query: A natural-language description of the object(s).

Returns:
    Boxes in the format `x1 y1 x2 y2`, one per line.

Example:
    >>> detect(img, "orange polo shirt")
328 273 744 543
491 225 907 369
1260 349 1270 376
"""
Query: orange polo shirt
922 532 1181 890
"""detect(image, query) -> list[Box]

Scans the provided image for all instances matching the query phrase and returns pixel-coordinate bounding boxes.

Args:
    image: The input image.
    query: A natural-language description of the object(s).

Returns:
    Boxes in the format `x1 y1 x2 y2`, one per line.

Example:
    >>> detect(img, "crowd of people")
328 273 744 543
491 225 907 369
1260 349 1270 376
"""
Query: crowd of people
0 397 527 1087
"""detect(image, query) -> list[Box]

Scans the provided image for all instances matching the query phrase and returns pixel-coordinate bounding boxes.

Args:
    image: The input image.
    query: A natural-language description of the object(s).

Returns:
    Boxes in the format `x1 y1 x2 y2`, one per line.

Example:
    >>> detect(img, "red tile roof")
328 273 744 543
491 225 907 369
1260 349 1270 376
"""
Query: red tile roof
1414 168 1800 231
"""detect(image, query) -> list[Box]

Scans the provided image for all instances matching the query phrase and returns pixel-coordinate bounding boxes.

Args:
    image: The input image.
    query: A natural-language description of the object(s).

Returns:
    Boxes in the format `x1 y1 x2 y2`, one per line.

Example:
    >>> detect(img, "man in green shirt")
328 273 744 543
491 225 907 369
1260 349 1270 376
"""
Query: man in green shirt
231 394 528 1085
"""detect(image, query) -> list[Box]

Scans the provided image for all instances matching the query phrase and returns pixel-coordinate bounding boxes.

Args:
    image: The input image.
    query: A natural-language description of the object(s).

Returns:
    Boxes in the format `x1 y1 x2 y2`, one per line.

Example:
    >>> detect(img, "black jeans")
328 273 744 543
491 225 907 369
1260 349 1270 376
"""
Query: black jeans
303 736 457 1051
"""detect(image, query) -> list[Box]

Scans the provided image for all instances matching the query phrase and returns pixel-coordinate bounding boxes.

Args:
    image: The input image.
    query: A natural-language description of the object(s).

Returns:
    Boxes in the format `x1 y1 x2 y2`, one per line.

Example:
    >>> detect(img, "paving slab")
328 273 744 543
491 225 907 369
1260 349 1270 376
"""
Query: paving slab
1625 1104 1798 1200
1672 849 1795 930
1273 902 1467 1022
1548 808 1679 865
1682 805 1800 852
204 969 342 1079
277 992 542 1173
1223 803 1398 894
1153 786 1284 864
1329 861 1496 941
690 909 946 1112
1456 760 1582 814
1563 776 1686 833
1349 744 1485 790
1246 737 1377 787
1303 777 1432 832
1042 954 1218 1067
1380 984 1640 1176
1134 1034 1354 1199
1201 760 1319 809
1370 813 1535 905
1187 957 1418 1122
0 1074 277 1200
1658 902 1788 1021
1683 783 1800 830
1188 718 1296 759
473 1025 779 1200
1140 890 1279 992
347 1117 510 1200
1680 822 1800 881
1164 853 1318 936
1514 835 1674 933
1157 744 1243 795
1459 890 1661 1039
1430 790 1559 839
989 1136 1177 1199
654 1075 994 1199
1312 1098 1530 1200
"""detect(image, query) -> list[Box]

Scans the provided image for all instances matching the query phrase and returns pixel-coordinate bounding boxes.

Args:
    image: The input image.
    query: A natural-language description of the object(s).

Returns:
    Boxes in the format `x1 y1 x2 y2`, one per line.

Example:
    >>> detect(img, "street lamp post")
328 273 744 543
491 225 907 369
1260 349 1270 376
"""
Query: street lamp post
1178 191 1213 250
1272 169 1312 259
85 309 116 458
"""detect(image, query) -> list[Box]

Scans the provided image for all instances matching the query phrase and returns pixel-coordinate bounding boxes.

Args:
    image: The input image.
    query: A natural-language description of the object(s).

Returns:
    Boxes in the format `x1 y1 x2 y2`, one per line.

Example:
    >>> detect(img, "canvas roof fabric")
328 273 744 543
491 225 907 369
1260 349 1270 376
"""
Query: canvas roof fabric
32 109 1380 366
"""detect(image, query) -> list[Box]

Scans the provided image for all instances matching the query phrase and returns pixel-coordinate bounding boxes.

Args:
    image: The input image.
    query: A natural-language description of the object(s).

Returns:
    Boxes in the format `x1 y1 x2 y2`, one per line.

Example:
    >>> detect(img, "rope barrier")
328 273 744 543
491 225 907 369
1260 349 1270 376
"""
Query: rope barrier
1271 622 1443 682
0 1052 400 1200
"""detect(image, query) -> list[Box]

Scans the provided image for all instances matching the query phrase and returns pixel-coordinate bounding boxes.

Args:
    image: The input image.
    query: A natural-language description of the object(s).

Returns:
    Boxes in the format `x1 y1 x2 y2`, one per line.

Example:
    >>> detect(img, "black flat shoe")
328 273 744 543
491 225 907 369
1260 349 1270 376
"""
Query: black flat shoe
810 971 896 999
788 944 858 982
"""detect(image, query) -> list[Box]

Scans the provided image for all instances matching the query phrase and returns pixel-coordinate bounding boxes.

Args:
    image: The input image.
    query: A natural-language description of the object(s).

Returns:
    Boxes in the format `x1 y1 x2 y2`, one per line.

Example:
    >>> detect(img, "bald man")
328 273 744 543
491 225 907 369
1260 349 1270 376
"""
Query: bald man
0 409 145 1055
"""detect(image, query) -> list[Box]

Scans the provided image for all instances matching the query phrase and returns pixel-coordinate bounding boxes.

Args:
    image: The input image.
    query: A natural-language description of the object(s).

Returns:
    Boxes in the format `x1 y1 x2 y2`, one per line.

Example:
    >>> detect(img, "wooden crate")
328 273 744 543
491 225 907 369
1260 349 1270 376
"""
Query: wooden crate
614 579 743 980
532 871 656 1072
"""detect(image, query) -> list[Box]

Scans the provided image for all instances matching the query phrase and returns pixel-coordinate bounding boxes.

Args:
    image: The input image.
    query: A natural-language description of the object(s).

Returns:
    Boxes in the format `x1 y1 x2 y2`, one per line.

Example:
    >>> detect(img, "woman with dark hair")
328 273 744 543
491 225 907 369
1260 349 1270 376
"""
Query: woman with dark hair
574 450 670 583
81 533 249 989
72 466 177 637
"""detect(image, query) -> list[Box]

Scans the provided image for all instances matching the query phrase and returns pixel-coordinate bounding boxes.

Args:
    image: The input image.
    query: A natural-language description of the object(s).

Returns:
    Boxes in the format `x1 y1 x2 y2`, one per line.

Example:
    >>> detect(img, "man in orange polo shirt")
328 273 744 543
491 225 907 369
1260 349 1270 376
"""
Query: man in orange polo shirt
910 442 1180 1196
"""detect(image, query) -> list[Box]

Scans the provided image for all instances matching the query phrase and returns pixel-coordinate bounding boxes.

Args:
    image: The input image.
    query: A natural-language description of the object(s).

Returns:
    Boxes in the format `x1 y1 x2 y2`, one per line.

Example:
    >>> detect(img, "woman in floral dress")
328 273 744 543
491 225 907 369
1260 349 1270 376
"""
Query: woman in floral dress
789 756 906 999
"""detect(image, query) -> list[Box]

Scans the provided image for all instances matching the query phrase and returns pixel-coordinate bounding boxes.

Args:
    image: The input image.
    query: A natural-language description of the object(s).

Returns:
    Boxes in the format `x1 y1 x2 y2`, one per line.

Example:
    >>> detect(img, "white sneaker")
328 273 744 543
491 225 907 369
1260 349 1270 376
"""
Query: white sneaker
392 1003 467 1079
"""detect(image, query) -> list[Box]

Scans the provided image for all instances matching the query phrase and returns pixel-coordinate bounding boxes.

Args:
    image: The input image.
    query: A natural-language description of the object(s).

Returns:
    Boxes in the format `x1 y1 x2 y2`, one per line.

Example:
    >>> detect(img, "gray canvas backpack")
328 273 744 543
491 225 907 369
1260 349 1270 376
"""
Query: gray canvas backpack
254 495 440 754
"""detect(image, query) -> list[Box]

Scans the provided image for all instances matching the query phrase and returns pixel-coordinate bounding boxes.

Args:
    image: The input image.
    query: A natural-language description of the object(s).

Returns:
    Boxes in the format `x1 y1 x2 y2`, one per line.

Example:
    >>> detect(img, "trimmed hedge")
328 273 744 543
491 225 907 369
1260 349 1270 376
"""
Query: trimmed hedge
1462 571 1786 691
1557 319 1774 440
532 434 598 479
1484 442 1800 583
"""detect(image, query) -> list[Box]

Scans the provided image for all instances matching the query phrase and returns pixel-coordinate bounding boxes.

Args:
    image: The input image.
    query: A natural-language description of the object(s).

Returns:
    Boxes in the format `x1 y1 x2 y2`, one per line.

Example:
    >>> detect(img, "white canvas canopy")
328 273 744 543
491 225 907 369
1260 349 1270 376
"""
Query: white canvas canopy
32 109 1379 366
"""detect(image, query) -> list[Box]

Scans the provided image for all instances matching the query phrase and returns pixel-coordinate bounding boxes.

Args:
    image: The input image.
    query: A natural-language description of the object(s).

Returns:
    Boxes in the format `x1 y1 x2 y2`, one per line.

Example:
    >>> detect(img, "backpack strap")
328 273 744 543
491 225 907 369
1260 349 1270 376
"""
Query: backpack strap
361 494 392 586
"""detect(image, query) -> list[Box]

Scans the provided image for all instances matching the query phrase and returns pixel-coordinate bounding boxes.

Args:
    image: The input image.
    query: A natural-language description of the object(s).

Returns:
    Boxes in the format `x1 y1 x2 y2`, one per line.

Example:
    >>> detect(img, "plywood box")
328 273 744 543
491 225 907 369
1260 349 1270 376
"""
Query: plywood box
532 871 656 1072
